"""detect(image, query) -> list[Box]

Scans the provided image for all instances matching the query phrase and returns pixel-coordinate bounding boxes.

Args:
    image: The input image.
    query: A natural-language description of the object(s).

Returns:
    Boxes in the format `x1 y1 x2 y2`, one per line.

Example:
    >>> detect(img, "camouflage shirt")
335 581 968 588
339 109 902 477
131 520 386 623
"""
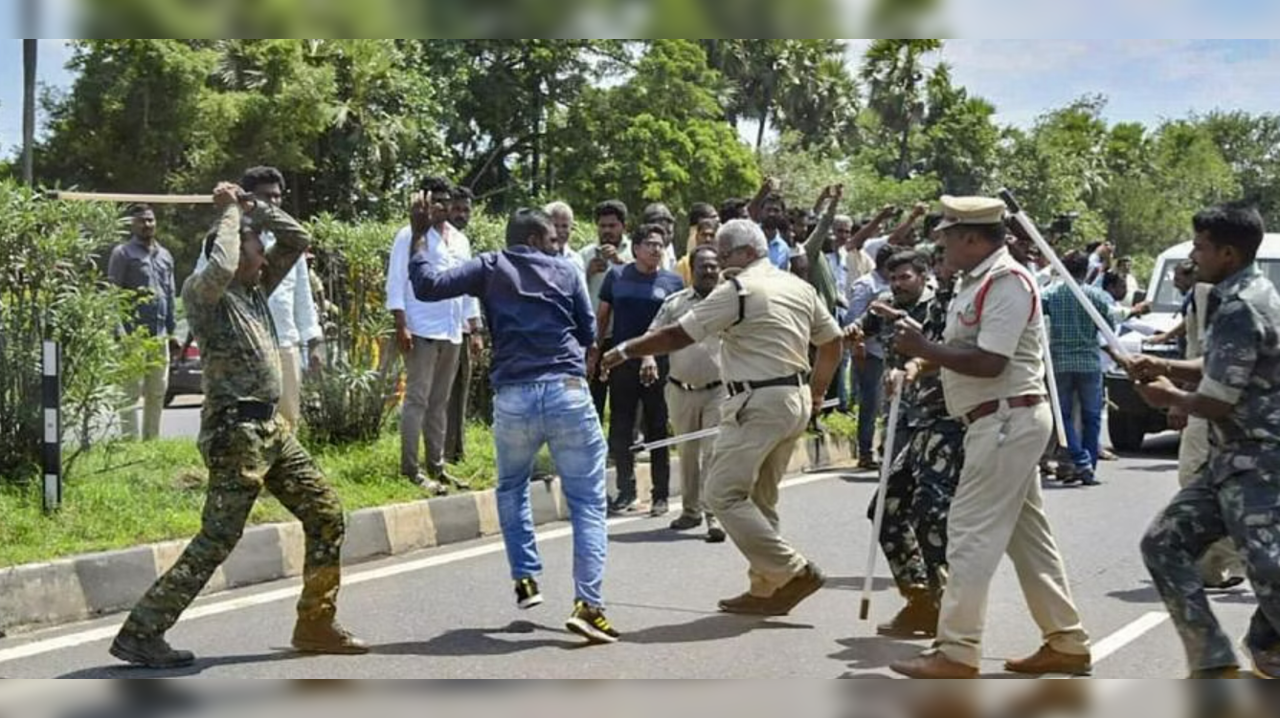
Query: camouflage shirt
1198 263 1280 477
183 202 312 425
859 285 953 428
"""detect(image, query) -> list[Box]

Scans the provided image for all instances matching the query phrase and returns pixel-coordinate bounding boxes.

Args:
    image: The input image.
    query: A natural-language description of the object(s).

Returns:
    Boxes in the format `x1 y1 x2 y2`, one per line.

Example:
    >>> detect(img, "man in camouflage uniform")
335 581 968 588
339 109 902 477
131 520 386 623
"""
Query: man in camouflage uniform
1131 202 1280 679
110 183 367 668
847 248 963 638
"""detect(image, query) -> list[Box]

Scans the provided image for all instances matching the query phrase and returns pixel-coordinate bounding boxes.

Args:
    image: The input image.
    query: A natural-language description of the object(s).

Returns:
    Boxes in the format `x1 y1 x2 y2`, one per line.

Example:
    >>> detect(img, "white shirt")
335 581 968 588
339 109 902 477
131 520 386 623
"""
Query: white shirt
385 224 480 344
662 243 678 271
192 230 321 348
862 236 890 262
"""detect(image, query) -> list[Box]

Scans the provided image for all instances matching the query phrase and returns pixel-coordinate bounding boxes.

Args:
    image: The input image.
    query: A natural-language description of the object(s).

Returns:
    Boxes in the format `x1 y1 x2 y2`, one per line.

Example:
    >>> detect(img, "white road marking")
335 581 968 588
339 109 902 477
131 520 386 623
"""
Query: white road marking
1090 611 1170 663
0 471 838 666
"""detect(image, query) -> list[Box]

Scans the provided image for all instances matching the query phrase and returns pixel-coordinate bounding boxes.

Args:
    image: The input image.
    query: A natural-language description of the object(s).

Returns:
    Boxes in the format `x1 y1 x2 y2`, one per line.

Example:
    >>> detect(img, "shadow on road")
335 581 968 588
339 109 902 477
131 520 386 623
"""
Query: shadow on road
829 635 922 676
623 614 813 645
58 648 307 678
607 527 709 544
1107 581 1163 604
371 620 582 656
1127 462 1181 473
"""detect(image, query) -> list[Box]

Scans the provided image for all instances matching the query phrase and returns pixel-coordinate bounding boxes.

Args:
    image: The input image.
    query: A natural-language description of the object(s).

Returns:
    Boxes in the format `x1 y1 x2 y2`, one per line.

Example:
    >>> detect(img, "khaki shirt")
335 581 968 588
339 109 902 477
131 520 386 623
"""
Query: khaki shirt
941 246 1046 417
652 287 721 387
680 258 842 383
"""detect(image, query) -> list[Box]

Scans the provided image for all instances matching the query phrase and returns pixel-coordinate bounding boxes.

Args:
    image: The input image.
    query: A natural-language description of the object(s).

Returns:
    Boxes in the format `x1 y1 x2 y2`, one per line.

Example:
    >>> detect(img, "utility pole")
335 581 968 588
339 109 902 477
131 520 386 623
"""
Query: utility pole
22 38 37 186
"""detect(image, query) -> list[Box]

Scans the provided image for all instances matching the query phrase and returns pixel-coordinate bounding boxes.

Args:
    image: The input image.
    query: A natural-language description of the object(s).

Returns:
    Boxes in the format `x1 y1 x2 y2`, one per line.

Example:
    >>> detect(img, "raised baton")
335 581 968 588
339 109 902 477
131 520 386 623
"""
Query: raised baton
631 398 841 453
46 190 217 204
1040 316 1069 449
860 373 903 621
999 189 1129 360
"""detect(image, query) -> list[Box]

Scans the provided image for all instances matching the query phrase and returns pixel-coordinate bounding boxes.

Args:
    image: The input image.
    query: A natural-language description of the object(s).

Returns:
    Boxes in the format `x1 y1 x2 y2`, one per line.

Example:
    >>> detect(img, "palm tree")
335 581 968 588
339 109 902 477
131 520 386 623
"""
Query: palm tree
860 40 942 179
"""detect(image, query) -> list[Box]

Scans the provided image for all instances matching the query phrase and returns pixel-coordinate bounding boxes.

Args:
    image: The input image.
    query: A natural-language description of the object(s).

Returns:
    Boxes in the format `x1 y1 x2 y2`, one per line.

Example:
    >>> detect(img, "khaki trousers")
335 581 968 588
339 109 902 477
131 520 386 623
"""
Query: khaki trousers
705 385 809 596
1178 415 1246 584
400 337 461 478
936 401 1090 667
120 342 169 441
664 382 725 519
278 345 303 433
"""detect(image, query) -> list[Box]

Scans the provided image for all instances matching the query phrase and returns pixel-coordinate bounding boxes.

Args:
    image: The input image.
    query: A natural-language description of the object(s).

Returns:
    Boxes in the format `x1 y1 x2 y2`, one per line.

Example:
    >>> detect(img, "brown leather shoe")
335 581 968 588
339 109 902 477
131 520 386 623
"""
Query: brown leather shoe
292 619 369 655
890 651 978 679
717 592 779 615
762 562 826 614
1005 644 1092 676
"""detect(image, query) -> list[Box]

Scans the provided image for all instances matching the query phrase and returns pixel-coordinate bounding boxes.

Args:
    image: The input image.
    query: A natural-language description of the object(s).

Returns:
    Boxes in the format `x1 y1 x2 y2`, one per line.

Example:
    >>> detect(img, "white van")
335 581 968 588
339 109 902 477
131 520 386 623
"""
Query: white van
1105 234 1280 451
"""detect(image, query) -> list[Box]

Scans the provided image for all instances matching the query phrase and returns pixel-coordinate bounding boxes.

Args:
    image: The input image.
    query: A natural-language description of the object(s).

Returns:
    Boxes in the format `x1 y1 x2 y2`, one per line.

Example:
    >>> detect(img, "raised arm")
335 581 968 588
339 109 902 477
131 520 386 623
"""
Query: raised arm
887 202 928 246
804 185 842 263
183 184 244 307
847 205 896 253
257 204 313 297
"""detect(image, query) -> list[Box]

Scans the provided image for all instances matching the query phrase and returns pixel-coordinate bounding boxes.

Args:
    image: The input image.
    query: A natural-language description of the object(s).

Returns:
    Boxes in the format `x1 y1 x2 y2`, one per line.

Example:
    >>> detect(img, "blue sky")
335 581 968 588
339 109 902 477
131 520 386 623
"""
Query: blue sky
3 39 1280 158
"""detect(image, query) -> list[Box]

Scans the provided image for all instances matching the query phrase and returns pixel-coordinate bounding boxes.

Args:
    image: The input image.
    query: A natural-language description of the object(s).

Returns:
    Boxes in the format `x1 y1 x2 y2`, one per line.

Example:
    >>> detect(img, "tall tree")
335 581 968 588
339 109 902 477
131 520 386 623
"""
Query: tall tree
420 40 627 212
555 40 759 218
919 63 999 195
860 39 942 179
1197 110 1280 230
702 39 858 154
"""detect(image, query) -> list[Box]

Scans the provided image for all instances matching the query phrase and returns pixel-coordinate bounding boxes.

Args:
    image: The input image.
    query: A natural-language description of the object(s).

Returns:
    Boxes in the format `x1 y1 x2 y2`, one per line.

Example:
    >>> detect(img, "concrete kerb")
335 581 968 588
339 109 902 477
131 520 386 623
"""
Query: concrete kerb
0 432 855 637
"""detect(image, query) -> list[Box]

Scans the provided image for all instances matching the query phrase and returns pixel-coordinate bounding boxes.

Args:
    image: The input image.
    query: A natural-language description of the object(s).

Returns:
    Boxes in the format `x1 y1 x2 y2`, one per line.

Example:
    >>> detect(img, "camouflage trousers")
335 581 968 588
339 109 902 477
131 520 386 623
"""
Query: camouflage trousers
121 415 345 639
866 419 965 596
1141 462 1280 672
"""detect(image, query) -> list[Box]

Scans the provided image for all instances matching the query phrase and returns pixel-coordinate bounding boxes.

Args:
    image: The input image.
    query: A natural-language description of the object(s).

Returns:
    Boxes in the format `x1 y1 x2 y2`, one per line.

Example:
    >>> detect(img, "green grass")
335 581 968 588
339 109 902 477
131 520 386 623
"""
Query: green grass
821 411 858 442
0 423 508 568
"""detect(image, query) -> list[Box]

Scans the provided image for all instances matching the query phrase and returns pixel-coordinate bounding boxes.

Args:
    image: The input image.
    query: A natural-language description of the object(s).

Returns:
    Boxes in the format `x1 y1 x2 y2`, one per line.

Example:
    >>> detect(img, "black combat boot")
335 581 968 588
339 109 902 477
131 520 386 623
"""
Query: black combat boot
109 632 196 668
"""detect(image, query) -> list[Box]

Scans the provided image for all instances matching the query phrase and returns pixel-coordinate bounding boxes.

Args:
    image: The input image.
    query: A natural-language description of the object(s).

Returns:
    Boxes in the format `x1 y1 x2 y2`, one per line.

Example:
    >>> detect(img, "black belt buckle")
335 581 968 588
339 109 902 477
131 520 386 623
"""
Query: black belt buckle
236 400 276 422
671 377 721 392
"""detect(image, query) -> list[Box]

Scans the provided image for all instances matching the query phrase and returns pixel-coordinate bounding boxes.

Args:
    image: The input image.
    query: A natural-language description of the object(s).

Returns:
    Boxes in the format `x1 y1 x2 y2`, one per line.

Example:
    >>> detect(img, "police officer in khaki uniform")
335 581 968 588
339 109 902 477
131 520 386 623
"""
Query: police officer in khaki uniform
889 196 1091 679
601 219 845 615
650 245 728 542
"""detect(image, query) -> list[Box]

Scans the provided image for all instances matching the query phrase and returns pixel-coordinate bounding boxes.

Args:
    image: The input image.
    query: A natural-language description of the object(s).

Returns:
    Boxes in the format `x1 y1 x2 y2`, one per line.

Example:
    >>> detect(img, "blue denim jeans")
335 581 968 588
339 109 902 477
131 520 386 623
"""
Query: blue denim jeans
854 354 885 458
1056 370 1104 470
493 378 608 606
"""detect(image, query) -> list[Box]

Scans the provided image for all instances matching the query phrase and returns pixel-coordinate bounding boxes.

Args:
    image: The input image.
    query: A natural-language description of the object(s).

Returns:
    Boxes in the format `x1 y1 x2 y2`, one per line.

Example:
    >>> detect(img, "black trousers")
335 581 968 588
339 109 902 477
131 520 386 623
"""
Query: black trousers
608 359 671 501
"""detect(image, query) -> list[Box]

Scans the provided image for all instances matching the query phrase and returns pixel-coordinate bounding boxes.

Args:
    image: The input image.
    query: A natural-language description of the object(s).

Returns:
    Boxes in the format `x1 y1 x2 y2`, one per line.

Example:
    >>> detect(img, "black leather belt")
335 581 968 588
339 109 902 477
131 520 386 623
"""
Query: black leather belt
726 374 805 397
236 400 278 422
963 394 1043 425
669 377 723 392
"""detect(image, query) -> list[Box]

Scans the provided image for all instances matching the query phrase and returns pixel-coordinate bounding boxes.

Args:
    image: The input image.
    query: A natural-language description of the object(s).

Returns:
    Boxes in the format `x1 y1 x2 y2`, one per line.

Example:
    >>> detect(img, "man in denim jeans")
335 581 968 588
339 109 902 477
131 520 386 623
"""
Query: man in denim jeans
409 204 618 645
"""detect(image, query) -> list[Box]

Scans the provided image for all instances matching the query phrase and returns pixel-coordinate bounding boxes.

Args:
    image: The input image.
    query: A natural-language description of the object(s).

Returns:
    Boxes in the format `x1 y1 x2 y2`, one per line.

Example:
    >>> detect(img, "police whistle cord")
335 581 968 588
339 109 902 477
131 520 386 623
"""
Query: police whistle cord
998 189 1130 361
630 398 841 453
861 373 904 621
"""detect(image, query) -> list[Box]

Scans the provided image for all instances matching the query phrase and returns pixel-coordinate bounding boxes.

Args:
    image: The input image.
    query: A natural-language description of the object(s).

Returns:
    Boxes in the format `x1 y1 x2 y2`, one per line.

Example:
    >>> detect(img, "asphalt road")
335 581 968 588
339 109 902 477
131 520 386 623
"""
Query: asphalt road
159 396 203 439
0 431 1261 680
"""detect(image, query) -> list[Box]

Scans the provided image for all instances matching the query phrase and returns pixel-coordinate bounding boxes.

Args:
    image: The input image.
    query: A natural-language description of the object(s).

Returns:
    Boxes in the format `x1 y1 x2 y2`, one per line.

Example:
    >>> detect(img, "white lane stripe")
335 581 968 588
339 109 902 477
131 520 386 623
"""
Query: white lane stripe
0 471 838 666
1090 611 1170 664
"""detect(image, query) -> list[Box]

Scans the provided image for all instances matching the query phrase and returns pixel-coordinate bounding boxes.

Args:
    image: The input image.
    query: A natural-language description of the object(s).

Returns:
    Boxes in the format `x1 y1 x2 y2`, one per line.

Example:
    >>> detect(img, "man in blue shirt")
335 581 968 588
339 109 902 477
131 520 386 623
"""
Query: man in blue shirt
408 205 618 645
591 224 686 517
